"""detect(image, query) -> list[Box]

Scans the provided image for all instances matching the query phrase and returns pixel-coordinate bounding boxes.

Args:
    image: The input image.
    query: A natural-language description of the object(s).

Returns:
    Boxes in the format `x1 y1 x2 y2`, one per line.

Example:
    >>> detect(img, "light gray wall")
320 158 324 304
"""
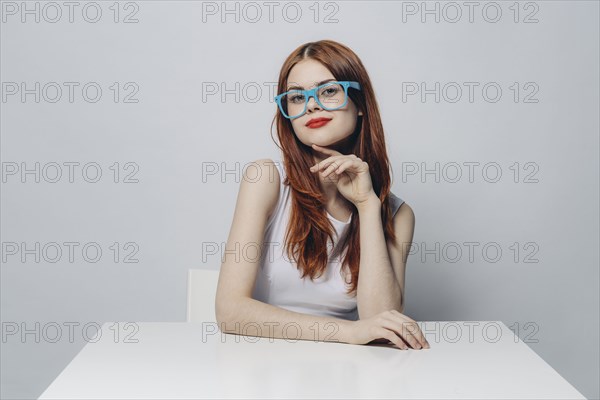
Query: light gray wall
1 1 598 399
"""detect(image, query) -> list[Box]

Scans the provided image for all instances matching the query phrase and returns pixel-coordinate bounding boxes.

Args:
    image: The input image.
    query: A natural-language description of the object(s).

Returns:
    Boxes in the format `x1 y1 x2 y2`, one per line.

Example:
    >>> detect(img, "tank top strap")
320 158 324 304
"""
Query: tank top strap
389 191 405 217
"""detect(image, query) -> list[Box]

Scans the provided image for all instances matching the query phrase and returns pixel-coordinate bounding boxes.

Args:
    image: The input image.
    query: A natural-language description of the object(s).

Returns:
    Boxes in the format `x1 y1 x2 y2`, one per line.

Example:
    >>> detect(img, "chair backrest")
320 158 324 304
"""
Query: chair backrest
186 268 220 323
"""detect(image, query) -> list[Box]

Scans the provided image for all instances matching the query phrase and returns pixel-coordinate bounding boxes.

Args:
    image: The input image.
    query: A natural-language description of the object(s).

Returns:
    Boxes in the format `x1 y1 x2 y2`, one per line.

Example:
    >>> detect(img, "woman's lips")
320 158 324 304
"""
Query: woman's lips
306 119 331 128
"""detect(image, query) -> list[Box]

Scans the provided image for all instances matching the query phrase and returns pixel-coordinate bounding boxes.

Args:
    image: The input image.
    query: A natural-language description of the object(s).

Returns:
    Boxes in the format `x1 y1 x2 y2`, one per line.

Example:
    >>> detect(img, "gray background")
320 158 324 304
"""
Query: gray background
1 1 598 399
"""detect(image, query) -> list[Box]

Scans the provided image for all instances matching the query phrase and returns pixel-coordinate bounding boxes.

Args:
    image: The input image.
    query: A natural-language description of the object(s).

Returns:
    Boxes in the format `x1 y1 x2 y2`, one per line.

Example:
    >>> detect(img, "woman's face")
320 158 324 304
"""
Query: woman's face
285 59 363 153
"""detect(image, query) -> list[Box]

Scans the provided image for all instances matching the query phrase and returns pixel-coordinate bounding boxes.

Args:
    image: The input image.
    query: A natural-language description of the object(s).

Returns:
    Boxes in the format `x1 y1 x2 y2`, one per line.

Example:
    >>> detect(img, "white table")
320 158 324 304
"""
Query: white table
38 321 586 399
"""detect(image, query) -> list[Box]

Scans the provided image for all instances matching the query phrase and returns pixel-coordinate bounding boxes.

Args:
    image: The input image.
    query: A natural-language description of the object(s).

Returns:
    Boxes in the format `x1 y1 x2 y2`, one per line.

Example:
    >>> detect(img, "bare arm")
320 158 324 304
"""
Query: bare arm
218 297 354 343
355 195 416 319
215 158 354 344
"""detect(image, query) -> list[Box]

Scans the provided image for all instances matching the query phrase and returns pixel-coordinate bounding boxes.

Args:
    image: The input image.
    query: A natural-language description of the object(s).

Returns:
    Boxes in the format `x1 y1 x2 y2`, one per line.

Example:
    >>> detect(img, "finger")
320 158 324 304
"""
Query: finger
383 318 423 350
399 320 427 349
379 328 409 350
311 156 344 172
333 159 357 175
322 159 347 177
310 156 332 172
392 311 430 348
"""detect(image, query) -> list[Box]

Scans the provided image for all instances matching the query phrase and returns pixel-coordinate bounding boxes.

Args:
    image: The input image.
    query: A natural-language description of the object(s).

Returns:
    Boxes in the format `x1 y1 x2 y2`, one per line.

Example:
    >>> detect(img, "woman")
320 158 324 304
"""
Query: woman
216 40 429 350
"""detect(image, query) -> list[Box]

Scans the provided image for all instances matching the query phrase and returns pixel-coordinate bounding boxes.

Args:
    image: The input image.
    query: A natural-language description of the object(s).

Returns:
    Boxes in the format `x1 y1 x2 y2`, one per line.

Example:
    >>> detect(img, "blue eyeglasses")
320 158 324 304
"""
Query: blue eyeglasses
274 81 361 119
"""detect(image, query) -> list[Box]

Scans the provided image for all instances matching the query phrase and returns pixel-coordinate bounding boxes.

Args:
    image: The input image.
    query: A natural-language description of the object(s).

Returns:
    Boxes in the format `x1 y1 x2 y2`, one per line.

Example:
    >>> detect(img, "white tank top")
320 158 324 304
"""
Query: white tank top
251 159 405 321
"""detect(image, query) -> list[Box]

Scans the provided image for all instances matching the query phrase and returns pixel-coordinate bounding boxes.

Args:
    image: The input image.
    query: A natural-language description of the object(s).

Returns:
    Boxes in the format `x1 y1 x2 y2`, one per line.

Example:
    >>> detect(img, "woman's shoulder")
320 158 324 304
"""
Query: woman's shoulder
241 158 282 221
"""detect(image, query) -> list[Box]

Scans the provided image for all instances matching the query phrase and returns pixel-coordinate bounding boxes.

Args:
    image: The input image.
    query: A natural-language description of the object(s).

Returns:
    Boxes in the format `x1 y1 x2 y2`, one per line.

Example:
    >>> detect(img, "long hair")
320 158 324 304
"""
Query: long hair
270 39 398 296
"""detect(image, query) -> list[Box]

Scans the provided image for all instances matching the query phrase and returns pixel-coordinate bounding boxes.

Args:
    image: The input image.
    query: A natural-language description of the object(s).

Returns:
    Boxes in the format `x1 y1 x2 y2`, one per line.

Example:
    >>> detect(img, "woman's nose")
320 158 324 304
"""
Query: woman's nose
306 96 321 113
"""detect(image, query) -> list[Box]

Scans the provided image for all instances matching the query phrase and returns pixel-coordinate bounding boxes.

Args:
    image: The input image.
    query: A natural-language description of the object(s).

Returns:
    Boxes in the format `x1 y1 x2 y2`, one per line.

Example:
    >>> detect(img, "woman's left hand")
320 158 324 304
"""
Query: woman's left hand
309 144 378 207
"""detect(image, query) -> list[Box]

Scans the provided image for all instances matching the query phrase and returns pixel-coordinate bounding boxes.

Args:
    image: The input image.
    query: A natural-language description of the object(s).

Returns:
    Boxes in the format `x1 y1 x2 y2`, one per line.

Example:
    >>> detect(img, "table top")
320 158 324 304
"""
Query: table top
38 321 586 399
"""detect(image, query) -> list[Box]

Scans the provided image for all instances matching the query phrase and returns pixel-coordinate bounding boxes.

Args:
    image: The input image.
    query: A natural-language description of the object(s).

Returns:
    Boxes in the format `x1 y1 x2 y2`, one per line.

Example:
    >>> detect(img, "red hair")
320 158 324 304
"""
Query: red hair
270 39 398 296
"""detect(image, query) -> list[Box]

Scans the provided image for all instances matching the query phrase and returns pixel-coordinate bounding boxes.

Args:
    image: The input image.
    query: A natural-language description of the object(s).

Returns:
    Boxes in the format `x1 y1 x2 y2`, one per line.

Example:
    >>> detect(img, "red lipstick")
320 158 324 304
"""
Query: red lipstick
306 117 332 128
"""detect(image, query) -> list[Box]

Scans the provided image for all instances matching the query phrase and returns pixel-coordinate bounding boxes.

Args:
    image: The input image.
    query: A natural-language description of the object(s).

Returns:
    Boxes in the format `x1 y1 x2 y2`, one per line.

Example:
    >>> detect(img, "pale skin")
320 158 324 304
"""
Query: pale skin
215 59 429 350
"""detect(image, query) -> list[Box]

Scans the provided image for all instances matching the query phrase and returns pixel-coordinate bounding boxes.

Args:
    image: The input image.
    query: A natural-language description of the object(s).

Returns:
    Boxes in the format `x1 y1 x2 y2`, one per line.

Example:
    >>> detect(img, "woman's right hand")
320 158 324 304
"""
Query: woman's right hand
348 310 430 350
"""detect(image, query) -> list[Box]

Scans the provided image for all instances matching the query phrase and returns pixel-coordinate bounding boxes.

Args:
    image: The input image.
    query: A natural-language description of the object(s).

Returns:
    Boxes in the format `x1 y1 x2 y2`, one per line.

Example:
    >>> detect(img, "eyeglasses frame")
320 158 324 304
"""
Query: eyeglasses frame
274 80 362 120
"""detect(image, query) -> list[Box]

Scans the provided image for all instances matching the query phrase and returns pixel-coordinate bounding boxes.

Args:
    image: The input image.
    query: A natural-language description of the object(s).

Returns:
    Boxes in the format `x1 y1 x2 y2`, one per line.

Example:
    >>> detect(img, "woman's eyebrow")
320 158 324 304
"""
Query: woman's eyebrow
286 78 336 91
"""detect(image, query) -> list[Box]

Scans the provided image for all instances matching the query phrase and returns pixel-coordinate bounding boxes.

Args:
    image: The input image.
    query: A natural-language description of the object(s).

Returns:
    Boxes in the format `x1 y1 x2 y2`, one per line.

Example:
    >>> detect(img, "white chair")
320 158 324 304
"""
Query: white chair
186 268 220 323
